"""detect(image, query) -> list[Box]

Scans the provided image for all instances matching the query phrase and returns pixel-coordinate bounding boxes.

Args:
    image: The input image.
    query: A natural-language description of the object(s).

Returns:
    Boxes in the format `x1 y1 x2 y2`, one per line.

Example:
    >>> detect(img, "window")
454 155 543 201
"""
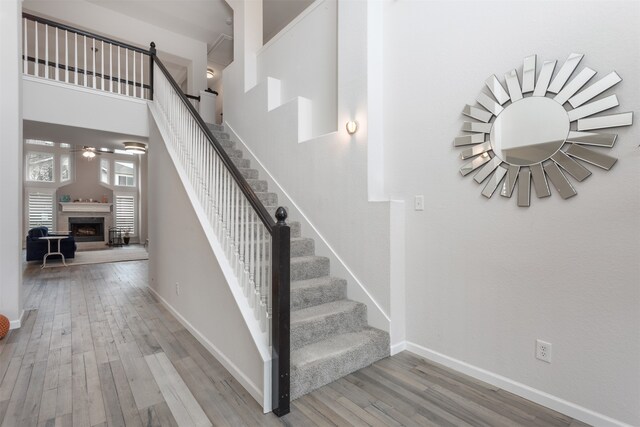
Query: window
26 152 55 182
100 159 110 184
60 155 71 182
27 192 54 230
114 149 133 156
59 143 71 148
115 161 135 187
26 139 55 147
115 195 135 234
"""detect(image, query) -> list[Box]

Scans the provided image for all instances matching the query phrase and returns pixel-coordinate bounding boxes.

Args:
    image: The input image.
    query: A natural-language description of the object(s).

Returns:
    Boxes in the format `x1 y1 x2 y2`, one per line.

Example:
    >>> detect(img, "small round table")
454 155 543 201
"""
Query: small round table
39 235 69 268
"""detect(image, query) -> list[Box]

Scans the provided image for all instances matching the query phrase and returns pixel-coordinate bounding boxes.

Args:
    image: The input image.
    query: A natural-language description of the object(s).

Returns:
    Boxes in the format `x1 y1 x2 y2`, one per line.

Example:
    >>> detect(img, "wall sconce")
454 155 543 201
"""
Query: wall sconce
346 120 358 135
123 142 147 154
206 68 215 79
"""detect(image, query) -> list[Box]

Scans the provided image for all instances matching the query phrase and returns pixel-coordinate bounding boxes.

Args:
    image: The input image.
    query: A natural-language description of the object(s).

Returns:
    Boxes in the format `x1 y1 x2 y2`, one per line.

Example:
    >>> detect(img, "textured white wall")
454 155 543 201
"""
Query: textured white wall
258 0 337 137
0 0 24 325
383 1 640 425
23 77 149 137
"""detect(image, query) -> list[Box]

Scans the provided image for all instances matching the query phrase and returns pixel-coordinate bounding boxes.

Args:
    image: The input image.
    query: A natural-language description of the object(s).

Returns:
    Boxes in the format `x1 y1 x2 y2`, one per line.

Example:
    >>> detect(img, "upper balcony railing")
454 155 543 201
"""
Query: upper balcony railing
22 13 152 100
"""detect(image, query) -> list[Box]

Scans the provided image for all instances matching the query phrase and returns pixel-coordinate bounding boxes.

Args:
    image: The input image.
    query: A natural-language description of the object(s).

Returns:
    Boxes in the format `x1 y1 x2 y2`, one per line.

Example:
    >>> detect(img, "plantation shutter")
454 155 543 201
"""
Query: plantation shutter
115 195 135 234
28 192 54 230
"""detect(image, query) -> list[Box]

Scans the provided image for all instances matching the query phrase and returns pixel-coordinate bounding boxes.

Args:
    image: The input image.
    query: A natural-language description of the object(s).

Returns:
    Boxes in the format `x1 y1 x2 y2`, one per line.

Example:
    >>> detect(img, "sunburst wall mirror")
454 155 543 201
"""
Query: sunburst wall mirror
454 53 633 207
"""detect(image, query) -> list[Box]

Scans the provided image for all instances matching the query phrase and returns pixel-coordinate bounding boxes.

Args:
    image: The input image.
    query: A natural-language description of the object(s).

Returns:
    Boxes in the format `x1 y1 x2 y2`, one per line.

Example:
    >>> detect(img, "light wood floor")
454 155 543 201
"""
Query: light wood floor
5 261 590 426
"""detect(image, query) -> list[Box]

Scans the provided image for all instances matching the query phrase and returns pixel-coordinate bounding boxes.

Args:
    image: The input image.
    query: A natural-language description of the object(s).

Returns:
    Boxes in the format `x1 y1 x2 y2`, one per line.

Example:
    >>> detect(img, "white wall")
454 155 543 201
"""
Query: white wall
22 0 208 94
0 0 24 327
225 0 392 330
383 1 640 425
147 118 265 407
258 0 337 137
23 77 149 138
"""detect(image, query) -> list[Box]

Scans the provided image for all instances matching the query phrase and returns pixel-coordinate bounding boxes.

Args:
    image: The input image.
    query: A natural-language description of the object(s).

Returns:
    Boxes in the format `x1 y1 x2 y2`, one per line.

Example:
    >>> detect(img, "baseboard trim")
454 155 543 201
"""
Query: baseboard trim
390 341 406 356
405 342 632 427
9 310 25 330
147 285 266 411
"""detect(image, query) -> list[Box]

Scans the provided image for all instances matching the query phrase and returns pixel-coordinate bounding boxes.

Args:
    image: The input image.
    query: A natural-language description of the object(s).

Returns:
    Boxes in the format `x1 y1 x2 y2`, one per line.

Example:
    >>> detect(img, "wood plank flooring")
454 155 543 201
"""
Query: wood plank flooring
4 260 590 426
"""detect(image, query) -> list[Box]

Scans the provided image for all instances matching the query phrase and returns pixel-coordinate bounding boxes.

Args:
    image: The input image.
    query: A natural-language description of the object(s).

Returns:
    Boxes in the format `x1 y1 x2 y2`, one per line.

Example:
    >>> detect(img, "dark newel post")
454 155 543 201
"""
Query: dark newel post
149 42 156 100
272 207 290 416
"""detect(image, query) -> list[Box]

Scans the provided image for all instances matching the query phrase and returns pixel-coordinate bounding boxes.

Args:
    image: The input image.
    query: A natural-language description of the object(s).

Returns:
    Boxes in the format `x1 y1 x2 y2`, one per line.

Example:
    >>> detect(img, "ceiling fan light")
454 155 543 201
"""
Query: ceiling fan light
123 141 147 154
82 150 96 158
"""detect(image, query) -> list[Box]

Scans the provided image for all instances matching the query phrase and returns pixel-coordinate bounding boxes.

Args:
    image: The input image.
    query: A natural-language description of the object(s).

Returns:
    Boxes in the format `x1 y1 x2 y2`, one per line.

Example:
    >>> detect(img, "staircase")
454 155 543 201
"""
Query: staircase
207 123 390 400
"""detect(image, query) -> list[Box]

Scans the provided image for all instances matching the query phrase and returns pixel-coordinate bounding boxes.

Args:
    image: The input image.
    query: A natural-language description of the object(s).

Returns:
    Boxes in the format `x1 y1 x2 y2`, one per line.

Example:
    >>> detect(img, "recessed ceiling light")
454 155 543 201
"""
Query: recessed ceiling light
123 142 147 155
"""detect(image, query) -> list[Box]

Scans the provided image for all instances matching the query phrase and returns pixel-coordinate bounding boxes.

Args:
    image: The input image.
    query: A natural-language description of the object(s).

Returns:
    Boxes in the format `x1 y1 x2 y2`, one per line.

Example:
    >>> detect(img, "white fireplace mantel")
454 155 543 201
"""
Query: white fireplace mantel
59 202 112 213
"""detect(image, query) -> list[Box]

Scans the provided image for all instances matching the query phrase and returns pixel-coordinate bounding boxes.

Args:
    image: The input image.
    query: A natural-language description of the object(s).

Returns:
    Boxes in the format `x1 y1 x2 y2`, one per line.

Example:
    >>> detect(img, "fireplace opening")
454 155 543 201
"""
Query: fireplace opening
69 217 105 242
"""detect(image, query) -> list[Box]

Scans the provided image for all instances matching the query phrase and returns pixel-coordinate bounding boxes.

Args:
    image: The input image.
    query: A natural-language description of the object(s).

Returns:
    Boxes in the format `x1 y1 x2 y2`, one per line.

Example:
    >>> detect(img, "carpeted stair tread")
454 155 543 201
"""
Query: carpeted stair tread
223 146 243 158
289 221 301 238
247 179 268 192
214 138 235 149
239 168 259 180
291 276 346 310
290 256 330 281
207 123 224 132
232 157 250 168
256 192 278 206
291 300 366 350
290 327 390 400
291 237 314 257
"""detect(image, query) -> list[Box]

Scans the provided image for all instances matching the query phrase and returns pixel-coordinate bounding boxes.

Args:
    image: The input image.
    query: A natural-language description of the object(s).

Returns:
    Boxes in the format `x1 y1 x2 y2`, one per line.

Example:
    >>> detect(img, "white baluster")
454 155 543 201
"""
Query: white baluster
83 35 87 86
65 31 68 83
101 41 104 90
109 44 113 92
23 19 27 74
92 38 96 89
117 46 120 94
132 50 136 97
44 24 48 79
74 33 78 84
34 22 38 77
55 28 59 80
125 48 129 96
140 51 144 99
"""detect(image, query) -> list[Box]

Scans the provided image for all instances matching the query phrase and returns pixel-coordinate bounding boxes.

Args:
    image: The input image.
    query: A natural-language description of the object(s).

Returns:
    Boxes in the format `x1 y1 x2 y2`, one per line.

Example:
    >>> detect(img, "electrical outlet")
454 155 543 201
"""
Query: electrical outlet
175 282 180 296
536 339 552 363
414 195 425 211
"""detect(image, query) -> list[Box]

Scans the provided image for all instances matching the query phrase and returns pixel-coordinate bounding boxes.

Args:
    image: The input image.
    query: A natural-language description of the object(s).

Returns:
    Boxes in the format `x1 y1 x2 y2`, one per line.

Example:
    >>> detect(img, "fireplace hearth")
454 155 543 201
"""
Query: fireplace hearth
69 217 105 242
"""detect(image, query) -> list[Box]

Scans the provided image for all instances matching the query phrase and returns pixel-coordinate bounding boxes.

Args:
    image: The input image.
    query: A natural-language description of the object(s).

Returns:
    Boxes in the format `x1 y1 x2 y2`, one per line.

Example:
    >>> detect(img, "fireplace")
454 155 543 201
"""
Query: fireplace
69 217 105 242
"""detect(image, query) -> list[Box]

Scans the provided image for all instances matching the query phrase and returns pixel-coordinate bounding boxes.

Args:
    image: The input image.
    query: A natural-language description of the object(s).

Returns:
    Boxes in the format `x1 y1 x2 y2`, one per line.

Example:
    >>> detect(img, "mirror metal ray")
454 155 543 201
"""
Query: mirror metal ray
453 53 632 207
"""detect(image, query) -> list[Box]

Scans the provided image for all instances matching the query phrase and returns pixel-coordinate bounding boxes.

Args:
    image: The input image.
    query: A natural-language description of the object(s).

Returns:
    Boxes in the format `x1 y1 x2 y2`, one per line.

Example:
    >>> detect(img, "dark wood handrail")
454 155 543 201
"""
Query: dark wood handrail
152 47 289 416
151 53 276 232
22 12 151 55
22 56 152 91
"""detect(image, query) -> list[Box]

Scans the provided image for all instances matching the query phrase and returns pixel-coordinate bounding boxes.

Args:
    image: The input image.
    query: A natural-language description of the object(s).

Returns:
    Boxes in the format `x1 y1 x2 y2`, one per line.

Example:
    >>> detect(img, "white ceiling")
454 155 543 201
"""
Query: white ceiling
85 0 234 86
86 0 233 46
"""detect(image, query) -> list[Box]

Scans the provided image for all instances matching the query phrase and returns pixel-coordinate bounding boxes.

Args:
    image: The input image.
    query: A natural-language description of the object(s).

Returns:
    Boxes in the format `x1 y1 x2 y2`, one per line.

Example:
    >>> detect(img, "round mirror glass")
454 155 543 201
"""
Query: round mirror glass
490 97 569 166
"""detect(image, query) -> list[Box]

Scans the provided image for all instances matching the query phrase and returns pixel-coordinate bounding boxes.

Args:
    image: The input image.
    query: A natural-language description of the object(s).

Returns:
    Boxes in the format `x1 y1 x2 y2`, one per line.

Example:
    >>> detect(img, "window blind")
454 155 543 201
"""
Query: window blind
115 195 135 234
28 192 54 230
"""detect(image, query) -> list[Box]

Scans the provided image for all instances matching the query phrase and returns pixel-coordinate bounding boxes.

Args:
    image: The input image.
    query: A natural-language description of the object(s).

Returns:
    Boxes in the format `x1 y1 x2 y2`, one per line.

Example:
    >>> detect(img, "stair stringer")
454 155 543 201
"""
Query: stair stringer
148 103 273 413
225 119 391 333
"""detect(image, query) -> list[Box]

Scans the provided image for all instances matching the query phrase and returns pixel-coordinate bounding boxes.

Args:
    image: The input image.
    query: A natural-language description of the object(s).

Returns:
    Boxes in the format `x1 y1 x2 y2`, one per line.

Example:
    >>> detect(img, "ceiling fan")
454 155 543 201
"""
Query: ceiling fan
70 146 113 159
